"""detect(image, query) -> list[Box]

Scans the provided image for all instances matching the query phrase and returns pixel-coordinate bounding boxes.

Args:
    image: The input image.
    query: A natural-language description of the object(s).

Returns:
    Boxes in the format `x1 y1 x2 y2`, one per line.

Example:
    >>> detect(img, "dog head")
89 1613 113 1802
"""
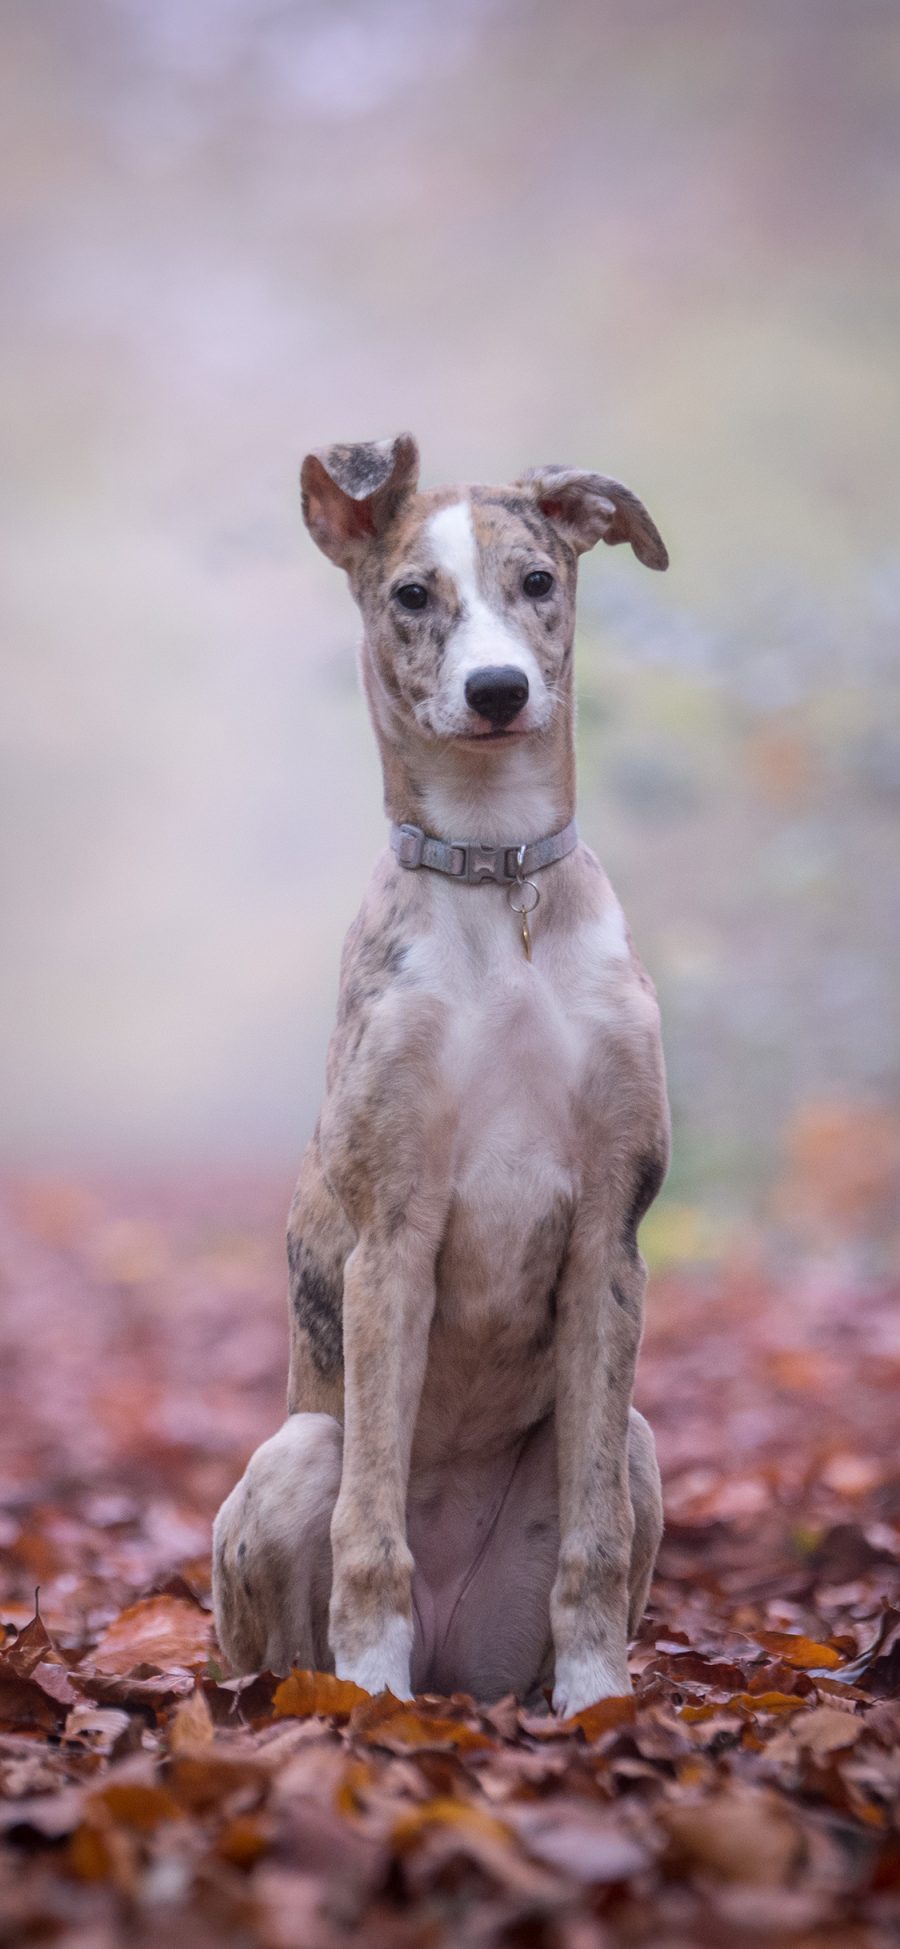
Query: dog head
301 435 667 745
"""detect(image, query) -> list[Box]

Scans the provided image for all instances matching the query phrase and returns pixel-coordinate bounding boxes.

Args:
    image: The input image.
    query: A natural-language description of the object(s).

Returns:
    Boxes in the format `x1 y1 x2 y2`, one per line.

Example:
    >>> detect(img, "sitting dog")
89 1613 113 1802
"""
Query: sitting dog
213 436 670 1714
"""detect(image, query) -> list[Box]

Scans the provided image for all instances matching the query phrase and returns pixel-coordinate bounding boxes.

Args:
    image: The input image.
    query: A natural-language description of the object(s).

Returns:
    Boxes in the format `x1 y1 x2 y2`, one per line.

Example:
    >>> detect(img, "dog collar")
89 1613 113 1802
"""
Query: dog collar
389 817 578 887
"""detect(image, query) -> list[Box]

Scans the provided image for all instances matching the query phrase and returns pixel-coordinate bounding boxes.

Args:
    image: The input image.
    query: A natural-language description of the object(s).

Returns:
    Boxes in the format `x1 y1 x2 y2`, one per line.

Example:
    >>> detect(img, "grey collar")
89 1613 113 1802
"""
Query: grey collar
390 816 578 886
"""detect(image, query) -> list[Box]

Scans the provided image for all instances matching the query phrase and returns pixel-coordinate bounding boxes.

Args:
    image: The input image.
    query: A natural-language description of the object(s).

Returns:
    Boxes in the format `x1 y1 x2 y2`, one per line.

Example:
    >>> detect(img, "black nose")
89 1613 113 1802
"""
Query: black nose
464 665 530 729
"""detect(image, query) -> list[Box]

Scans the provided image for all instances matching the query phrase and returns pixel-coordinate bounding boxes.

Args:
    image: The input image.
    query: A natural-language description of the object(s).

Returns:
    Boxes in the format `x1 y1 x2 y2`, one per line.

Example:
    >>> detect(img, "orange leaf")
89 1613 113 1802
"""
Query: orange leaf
567 1695 637 1741
217 1813 271 1868
755 1632 843 1672
89 1596 211 1676
273 1668 370 1721
392 1797 513 1850
680 1692 811 1722
89 1781 183 1832
169 1685 215 1751
664 1786 802 1885
335 1755 375 1816
67 1822 115 1883
170 1750 267 1812
353 1696 491 1751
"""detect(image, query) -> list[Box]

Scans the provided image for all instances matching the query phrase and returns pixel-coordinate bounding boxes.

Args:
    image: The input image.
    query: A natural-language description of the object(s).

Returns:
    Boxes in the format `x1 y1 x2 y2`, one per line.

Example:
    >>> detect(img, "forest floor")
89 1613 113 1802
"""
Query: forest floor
0 1176 898 1948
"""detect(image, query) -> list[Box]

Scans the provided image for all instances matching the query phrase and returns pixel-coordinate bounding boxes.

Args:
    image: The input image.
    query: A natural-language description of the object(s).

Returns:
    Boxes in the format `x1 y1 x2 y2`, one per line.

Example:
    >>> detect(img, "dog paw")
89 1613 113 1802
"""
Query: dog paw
552 1653 632 1717
333 1615 414 1700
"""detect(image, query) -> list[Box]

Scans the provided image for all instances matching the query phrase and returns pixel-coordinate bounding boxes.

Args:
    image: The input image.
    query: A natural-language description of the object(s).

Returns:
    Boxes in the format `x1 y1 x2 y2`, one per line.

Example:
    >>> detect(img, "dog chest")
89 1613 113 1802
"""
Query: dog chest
429 912 586 1334
448 969 578 1190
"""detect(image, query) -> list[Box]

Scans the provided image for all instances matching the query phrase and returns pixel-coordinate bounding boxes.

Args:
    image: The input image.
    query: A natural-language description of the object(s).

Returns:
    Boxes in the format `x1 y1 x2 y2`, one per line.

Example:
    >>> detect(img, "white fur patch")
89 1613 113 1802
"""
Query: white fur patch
588 897 630 965
421 738 564 847
426 500 548 721
334 1612 414 1699
552 1650 631 1715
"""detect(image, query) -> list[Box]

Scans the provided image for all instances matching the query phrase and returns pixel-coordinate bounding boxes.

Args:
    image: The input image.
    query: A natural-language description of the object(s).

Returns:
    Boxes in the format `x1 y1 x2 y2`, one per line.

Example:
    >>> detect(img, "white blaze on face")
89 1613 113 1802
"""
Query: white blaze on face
426 500 548 730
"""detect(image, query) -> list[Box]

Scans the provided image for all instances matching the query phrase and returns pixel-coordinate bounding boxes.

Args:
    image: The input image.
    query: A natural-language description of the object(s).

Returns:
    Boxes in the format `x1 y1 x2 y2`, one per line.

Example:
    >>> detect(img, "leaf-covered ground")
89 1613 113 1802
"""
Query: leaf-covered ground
1 1178 898 1947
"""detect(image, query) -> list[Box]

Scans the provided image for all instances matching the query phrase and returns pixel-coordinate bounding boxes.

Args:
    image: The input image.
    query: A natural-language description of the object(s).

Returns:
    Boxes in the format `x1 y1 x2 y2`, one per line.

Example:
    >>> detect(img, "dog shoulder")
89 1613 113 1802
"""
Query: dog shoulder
555 846 660 1011
320 855 454 1231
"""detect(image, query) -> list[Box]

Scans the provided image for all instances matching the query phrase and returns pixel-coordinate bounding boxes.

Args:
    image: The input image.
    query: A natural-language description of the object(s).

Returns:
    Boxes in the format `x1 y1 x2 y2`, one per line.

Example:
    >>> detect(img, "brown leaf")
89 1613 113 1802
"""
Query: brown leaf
88 1595 212 1675
511 1801 650 1883
169 1684 215 1750
217 1811 271 1867
681 1691 808 1724
395 1801 561 1903
653 1651 751 1688
754 1632 844 1672
843 1609 900 1697
75 1665 196 1709
67 1821 117 1884
272 1667 370 1722
63 1703 139 1757
0 1661 79 1731
67 1817 140 1892
88 1779 183 1831
351 1694 492 1752
204 1671 280 1725
169 1749 268 1813
392 1796 513 1851
566 1694 637 1741
1 1608 54 1679
663 1786 803 1885
789 1704 864 1755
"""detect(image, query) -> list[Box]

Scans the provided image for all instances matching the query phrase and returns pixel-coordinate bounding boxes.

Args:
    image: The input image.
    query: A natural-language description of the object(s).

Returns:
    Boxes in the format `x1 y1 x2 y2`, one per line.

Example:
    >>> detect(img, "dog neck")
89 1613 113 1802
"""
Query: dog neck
363 659 577 847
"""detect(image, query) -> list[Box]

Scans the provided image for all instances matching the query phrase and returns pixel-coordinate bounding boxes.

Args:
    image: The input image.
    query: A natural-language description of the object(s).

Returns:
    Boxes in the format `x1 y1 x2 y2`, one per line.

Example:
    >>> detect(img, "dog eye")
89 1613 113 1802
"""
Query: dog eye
523 569 554 598
394 583 429 612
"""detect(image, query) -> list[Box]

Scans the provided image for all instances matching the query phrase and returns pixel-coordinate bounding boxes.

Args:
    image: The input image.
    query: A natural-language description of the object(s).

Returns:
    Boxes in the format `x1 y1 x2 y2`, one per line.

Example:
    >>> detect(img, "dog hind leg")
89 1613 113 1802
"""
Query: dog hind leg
626 1407 664 1638
213 1413 342 1675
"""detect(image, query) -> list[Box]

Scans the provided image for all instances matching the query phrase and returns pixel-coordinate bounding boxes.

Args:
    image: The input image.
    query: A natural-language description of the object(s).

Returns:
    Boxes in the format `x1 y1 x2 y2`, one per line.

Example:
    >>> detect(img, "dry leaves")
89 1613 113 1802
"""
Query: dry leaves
0 1176 898 1946
89 1593 213 1675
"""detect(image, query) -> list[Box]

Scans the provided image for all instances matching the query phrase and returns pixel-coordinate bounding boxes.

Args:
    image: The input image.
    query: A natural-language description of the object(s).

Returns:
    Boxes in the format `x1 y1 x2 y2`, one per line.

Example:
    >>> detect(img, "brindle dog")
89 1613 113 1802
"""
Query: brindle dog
213 436 670 1713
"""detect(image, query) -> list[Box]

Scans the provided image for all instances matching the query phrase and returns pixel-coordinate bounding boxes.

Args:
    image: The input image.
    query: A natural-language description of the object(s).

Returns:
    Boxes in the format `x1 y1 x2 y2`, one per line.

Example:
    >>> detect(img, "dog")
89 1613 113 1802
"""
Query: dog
213 435 670 1714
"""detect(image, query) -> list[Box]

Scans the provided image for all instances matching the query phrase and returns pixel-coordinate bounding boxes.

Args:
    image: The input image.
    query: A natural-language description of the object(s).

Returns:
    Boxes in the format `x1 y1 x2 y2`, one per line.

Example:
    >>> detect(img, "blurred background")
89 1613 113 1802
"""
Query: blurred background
3 0 900 1275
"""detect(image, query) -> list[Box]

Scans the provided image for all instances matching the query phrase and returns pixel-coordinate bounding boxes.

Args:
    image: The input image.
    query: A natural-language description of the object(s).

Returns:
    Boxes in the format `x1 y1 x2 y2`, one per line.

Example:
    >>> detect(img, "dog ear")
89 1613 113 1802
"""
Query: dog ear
518 465 668 571
301 434 420 569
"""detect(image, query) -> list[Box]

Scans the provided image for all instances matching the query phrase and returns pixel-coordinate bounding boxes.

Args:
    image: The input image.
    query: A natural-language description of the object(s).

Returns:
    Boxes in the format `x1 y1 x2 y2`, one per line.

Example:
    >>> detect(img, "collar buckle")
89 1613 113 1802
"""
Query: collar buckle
394 822 426 869
461 841 513 885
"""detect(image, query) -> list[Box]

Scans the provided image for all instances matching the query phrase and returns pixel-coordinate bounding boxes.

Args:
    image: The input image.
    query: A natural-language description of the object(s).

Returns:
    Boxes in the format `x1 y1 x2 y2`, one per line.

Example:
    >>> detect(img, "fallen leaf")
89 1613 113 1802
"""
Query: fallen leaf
217 1811 271 1867
789 1704 863 1754
511 1800 650 1883
754 1632 844 1671
392 1796 513 1850
75 1665 196 1709
67 1821 117 1883
89 1596 212 1676
88 1779 183 1832
352 1695 491 1752
63 1703 138 1757
272 1668 370 1722
663 1786 803 1884
567 1694 637 1741
0 1662 79 1731
169 1749 268 1813
1 1608 55 1679
169 1684 215 1750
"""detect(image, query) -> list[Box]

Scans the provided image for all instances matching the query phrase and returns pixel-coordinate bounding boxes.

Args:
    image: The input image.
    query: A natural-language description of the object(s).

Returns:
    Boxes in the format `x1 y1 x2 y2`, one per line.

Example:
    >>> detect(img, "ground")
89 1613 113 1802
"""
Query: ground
0 1176 898 1948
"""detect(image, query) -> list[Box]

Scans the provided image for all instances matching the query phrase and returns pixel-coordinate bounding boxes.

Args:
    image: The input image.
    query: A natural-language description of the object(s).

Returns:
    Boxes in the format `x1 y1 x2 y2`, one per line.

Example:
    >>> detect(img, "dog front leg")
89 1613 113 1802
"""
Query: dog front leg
551 1214 646 1714
328 1226 435 1697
